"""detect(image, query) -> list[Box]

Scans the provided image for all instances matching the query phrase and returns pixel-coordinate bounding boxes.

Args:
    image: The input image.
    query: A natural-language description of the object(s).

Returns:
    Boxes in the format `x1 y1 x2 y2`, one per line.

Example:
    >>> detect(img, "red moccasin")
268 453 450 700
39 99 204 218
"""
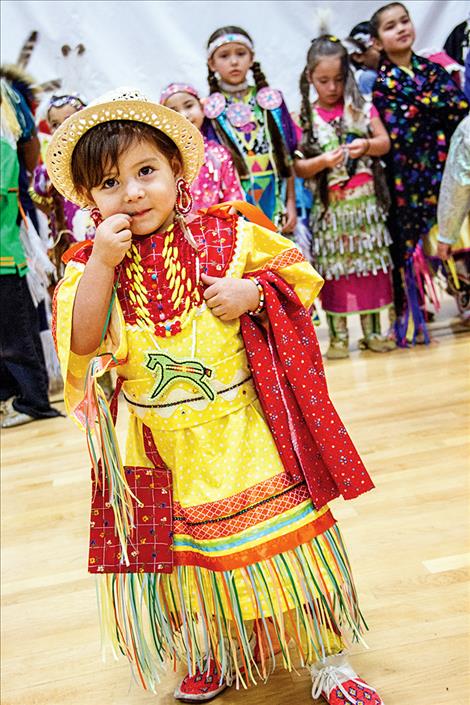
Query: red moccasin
174 659 227 702
174 630 268 701
311 653 384 705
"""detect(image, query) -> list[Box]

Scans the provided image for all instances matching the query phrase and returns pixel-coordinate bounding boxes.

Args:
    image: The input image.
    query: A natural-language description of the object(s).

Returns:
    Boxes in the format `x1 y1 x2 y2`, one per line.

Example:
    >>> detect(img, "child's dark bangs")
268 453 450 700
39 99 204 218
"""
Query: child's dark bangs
71 122 130 193
71 121 181 195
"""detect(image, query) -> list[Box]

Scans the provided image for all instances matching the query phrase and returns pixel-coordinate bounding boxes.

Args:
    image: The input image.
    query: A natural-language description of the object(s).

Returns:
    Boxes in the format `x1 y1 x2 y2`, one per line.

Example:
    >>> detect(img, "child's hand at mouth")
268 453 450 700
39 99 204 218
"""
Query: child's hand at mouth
90 213 133 269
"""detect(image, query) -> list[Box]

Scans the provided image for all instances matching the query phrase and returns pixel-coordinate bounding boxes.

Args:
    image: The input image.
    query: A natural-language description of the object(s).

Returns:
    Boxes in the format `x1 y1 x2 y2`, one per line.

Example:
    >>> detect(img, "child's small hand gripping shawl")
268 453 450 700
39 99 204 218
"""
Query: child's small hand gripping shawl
240 271 374 507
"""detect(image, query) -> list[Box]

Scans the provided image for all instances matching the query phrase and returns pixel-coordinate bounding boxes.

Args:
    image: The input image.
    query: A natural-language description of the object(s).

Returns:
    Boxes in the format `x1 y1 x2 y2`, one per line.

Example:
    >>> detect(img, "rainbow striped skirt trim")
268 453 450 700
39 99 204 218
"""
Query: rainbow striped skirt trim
96 522 367 694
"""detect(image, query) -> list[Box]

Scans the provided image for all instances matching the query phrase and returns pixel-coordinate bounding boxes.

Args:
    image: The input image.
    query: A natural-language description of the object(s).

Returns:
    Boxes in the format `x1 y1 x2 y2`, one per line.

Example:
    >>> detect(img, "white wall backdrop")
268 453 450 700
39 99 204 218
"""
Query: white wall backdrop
1 1 465 112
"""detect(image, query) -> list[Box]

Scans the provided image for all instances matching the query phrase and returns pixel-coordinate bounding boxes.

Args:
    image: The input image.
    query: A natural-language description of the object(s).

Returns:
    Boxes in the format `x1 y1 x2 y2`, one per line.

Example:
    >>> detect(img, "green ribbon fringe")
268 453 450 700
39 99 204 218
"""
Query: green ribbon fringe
96 524 368 694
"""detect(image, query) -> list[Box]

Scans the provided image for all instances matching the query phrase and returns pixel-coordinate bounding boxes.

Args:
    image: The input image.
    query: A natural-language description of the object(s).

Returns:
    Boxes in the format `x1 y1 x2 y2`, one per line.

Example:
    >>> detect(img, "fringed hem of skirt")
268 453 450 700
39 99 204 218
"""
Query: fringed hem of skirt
96 524 367 694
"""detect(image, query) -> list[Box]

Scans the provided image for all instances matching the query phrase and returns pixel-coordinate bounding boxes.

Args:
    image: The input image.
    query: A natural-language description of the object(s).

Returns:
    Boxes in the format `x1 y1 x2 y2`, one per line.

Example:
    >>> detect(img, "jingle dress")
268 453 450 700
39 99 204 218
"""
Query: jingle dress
204 87 297 227
436 115 470 318
303 100 393 317
53 209 372 692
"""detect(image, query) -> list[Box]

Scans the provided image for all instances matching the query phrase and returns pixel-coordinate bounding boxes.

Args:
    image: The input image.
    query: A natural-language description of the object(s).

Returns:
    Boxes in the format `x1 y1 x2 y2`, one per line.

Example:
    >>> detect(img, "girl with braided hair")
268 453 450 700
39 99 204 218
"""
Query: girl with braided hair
204 26 298 234
295 35 395 359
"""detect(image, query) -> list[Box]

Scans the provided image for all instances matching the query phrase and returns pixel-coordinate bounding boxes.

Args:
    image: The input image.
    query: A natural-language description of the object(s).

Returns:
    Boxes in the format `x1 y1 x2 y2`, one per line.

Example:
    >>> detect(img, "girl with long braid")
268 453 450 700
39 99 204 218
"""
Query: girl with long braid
295 35 395 359
204 26 298 235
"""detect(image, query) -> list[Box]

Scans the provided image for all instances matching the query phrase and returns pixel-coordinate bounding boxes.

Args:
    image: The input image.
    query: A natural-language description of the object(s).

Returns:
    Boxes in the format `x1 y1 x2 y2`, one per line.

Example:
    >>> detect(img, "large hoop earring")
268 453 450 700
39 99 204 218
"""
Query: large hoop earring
175 178 193 216
89 207 103 227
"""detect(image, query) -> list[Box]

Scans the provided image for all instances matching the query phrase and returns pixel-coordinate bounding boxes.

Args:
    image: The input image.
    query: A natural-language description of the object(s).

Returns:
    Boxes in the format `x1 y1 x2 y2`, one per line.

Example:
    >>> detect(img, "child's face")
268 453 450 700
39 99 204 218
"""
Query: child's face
164 93 204 131
48 104 81 133
374 6 415 55
89 138 181 236
208 42 253 85
309 55 344 107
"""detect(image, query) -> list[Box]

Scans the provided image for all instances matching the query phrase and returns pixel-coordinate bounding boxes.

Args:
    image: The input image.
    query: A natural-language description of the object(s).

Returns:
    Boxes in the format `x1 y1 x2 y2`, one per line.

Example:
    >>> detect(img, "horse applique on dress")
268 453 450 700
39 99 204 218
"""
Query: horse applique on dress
145 352 216 401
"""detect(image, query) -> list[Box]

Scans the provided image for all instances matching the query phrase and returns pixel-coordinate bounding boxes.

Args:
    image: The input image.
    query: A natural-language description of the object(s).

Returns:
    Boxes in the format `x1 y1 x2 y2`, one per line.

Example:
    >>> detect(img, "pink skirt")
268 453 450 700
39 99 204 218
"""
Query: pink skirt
321 270 393 315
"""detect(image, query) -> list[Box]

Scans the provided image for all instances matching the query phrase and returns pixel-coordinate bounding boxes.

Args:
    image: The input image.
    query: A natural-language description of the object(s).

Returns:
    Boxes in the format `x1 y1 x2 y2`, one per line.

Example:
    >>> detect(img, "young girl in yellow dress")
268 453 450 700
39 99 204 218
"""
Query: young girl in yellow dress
47 87 385 705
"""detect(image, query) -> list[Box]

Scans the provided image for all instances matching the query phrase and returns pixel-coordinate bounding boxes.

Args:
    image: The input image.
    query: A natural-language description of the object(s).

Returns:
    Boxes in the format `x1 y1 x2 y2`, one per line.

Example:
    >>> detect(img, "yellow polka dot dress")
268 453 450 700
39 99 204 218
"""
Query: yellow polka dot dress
54 212 366 691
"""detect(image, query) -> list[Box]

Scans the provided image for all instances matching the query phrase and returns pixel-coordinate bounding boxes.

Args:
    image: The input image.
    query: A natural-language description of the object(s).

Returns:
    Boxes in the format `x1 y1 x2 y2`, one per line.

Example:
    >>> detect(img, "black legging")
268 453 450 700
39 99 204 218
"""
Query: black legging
0 274 60 418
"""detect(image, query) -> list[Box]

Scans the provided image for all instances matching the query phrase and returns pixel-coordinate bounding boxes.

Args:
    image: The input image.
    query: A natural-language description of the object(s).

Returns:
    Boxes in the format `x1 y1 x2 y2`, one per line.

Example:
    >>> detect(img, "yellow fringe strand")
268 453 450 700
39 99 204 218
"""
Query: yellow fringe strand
84 355 142 567
95 525 367 694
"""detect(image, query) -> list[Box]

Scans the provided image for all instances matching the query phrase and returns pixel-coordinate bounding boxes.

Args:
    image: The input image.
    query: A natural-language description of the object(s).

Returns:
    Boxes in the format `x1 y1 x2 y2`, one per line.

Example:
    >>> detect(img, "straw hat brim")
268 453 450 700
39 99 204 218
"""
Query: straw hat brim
45 99 205 207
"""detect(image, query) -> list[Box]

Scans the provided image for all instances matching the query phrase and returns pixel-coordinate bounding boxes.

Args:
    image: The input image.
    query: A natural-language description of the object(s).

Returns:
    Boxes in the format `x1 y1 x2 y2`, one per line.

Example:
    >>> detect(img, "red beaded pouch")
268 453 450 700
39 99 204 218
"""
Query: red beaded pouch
88 379 173 574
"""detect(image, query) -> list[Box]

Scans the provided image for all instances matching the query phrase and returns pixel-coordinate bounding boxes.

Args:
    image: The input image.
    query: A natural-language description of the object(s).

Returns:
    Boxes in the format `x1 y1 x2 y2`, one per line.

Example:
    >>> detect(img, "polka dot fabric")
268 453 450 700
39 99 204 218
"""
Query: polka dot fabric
55 211 353 576
241 269 374 507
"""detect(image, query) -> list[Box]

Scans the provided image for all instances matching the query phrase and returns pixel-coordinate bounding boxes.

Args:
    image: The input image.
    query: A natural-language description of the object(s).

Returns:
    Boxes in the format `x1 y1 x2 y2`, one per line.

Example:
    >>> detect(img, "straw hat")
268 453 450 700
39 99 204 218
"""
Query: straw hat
45 87 205 207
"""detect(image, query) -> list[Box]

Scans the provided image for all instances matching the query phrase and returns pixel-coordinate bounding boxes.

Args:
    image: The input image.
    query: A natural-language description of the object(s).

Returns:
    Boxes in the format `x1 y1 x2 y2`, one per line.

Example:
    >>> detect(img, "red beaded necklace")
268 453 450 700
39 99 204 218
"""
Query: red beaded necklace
116 220 203 338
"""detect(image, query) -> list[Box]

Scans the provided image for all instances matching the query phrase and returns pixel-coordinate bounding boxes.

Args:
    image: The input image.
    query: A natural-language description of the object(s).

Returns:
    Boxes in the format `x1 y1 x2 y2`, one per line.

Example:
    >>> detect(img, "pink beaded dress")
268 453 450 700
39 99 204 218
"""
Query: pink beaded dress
190 136 244 212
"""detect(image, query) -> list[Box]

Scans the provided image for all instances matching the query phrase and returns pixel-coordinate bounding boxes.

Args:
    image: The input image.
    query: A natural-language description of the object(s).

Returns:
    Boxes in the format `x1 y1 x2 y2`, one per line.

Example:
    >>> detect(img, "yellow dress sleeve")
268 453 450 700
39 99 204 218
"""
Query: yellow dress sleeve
242 220 324 309
54 260 128 426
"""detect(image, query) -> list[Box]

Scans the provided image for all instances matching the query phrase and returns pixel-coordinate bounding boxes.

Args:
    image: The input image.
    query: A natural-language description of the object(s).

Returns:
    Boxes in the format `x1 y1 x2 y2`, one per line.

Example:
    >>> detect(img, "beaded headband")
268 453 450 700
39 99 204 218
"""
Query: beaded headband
47 93 87 115
207 33 254 59
160 83 199 105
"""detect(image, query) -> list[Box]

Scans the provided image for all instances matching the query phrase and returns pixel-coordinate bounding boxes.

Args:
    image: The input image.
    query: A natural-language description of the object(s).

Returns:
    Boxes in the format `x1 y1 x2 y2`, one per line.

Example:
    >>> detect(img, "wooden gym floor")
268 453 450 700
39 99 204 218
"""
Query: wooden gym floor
2 319 469 705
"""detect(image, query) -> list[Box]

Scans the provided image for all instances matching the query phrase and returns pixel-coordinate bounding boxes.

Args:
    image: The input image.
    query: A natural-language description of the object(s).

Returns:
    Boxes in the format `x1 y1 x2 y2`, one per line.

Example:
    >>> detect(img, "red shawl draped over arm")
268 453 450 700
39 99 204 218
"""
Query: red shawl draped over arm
240 270 374 508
